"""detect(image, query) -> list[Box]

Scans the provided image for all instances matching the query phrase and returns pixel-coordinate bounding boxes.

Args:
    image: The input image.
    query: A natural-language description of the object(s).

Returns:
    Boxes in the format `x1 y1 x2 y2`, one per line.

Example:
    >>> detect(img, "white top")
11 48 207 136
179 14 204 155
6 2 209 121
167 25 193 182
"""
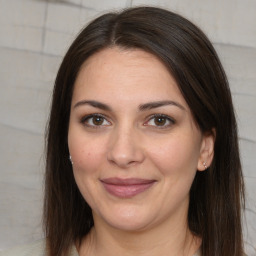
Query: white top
0 239 201 256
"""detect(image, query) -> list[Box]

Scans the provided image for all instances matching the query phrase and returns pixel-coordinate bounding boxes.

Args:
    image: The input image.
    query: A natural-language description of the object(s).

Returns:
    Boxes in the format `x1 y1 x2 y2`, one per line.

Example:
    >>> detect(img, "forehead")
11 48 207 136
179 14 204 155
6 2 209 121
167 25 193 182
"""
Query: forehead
72 47 187 108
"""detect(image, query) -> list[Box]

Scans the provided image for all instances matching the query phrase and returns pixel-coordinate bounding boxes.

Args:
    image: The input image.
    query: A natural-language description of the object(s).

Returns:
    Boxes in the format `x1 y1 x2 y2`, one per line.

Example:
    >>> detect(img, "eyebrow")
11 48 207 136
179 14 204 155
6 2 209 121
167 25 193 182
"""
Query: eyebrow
73 100 185 111
139 100 185 111
73 100 112 111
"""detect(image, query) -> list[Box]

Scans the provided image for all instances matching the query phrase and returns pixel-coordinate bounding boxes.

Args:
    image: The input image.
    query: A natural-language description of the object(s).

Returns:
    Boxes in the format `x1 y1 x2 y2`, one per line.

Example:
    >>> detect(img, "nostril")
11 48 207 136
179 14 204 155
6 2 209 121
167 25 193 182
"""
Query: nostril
107 146 145 168
106 129 145 168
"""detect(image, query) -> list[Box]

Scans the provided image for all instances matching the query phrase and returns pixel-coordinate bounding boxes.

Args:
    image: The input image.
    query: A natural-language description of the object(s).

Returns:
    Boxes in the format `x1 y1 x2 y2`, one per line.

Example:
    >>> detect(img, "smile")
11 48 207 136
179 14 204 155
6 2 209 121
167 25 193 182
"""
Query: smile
100 178 156 198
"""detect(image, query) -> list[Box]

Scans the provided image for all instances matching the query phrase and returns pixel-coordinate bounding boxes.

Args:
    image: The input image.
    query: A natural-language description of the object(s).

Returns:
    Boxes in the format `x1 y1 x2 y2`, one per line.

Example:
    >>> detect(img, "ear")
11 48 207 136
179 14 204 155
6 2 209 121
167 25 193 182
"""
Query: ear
197 129 215 171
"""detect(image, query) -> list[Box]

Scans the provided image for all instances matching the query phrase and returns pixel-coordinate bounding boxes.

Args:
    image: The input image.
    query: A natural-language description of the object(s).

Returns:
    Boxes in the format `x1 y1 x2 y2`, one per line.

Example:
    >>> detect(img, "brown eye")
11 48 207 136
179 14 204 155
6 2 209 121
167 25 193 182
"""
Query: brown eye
92 116 104 125
154 117 167 126
82 114 111 127
145 114 175 128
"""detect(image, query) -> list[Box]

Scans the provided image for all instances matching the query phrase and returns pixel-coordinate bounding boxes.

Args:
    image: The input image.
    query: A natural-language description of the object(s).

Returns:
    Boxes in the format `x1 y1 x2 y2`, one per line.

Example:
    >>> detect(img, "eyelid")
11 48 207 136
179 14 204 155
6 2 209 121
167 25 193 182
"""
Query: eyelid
80 113 112 128
144 114 175 128
79 113 175 129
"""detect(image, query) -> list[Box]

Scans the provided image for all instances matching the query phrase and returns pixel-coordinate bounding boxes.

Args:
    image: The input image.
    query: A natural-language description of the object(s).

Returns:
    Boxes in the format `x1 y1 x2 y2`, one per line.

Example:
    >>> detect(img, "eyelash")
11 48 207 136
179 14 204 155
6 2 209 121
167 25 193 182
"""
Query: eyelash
144 114 175 128
80 113 111 128
80 113 175 129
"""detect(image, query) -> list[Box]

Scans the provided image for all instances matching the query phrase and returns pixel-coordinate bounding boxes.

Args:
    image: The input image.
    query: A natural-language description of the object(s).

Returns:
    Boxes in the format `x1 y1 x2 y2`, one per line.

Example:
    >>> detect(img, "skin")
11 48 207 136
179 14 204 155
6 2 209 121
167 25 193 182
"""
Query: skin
68 47 214 256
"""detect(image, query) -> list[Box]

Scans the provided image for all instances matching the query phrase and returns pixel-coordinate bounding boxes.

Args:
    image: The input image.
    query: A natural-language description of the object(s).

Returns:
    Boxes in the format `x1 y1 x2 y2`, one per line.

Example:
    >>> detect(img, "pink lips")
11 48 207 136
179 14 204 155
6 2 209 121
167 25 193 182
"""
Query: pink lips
101 178 156 198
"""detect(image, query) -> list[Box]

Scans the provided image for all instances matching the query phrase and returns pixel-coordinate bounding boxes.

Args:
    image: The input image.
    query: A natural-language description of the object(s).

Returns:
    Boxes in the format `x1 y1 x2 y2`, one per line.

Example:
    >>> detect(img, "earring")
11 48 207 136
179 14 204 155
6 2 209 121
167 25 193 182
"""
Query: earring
203 161 207 170
69 155 73 165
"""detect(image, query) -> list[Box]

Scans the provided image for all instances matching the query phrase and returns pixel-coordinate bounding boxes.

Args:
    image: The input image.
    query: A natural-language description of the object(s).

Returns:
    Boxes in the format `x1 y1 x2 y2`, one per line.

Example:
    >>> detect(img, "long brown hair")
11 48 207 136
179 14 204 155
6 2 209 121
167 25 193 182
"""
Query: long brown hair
44 6 245 256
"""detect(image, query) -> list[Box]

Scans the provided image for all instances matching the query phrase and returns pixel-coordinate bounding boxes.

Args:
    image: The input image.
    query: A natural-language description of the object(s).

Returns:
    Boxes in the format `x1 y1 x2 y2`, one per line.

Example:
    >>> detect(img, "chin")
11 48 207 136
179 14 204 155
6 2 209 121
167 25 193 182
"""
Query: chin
107 218 152 232
95 205 154 232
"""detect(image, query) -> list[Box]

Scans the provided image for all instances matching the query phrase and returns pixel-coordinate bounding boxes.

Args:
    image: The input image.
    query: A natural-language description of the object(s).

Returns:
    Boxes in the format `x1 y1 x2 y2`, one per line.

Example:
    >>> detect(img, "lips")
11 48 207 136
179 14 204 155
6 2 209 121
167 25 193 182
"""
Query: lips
100 178 156 198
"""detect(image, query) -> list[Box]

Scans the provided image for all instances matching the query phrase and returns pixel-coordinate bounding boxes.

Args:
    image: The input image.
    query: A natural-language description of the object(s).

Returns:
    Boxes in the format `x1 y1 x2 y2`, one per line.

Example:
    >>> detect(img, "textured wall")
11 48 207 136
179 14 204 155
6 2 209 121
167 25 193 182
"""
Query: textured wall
0 0 255 255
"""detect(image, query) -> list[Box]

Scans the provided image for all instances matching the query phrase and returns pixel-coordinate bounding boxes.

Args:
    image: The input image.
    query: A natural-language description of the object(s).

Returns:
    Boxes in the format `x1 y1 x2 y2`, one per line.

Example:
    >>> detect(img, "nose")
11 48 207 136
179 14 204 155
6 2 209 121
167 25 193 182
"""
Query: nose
107 126 145 168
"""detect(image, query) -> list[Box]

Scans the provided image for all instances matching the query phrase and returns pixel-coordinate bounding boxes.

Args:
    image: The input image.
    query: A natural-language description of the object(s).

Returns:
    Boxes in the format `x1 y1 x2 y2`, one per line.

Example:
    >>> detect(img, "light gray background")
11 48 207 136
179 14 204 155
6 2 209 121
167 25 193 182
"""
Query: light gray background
0 0 255 255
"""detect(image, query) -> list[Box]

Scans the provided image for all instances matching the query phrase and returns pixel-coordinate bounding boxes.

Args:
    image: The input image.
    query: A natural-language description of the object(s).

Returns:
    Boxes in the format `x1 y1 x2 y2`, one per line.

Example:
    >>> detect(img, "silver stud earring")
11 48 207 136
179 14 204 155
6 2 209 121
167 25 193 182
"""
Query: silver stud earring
203 161 207 170
69 155 73 165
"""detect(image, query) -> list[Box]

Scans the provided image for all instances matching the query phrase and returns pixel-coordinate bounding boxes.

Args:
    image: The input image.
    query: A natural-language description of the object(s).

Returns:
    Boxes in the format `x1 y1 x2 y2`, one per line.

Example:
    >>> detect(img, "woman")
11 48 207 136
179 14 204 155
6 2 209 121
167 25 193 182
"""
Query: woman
1 6 245 256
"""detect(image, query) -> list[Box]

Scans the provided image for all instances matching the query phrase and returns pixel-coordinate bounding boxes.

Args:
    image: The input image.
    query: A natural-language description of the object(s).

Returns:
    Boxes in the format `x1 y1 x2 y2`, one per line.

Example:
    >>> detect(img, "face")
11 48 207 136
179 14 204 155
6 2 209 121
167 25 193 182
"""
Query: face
68 47 214 232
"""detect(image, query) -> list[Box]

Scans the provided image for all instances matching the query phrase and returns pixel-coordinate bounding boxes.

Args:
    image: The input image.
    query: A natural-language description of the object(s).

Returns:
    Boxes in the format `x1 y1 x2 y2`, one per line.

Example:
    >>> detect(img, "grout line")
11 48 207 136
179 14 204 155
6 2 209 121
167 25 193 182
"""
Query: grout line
0 45 62 58
47 0 95 10
41 0 49 54
232 92 256 98
214 42 256 51
0 122 43 136
244 176 256 179
239 137 256 144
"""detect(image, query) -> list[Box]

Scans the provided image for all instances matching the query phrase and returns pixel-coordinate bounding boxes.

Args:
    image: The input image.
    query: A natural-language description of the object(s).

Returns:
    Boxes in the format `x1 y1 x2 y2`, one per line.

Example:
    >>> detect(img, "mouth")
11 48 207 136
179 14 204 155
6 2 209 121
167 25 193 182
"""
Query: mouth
100 178 156 198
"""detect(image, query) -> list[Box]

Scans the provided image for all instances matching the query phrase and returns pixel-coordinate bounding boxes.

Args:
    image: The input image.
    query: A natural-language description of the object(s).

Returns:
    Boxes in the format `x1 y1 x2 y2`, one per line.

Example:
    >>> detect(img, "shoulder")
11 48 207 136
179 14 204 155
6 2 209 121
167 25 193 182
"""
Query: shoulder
0 240 46 256
0 240 79 256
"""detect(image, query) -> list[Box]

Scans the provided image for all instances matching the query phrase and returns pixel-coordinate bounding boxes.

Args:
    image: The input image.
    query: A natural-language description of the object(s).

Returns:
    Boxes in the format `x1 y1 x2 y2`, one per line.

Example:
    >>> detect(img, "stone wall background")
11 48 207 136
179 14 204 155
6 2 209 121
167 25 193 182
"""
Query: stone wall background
0 0 255 255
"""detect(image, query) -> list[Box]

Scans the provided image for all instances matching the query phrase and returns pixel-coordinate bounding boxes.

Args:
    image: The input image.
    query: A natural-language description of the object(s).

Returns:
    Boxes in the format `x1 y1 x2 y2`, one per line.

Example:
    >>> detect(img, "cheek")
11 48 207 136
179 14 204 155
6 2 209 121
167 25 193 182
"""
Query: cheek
146 134 201 176
68 133 106 175
68 134 108 208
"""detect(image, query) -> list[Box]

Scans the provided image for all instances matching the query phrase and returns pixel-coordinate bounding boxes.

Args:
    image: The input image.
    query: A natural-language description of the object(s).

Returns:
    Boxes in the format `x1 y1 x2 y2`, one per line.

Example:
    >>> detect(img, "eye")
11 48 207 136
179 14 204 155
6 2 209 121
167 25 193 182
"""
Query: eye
81 114 111 127
144 114 175 128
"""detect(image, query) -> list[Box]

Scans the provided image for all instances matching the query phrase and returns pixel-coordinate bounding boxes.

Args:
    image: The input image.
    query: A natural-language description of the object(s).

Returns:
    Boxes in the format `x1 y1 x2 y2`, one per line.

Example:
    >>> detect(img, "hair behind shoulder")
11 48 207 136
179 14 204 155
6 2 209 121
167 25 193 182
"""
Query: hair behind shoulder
44 6 245 256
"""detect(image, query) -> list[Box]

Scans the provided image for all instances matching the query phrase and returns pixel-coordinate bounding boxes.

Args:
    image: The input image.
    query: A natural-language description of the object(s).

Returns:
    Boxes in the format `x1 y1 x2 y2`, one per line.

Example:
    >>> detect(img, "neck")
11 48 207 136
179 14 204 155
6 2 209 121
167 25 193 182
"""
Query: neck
79 211 201 256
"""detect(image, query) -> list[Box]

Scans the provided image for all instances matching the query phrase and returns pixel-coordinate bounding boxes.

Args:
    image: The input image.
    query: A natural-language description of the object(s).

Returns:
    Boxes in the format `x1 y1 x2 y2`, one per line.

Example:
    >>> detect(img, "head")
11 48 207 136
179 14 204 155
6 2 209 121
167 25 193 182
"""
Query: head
44 6 244 256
